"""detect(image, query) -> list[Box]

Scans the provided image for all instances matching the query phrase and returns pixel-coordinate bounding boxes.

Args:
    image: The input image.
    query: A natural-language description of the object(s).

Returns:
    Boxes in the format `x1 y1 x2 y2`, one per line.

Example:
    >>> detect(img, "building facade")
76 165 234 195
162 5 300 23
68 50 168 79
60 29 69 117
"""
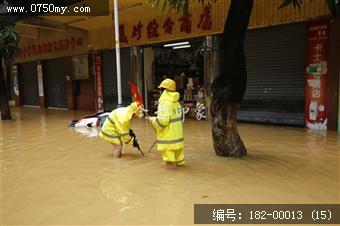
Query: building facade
12 0 339 130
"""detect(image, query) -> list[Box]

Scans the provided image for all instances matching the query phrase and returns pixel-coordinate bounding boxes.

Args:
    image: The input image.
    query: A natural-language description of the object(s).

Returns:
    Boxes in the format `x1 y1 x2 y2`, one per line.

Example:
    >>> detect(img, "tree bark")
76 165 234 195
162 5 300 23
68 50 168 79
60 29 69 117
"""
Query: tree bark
210 0 253 157
211 103 246 157
0 56 12 120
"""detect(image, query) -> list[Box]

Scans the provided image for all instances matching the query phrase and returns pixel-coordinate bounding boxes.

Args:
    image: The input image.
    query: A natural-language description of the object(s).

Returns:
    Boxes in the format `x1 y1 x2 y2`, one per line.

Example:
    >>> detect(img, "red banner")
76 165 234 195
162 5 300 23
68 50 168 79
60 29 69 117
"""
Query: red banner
305 21 329 130
128 81 143 106
94 54 104 112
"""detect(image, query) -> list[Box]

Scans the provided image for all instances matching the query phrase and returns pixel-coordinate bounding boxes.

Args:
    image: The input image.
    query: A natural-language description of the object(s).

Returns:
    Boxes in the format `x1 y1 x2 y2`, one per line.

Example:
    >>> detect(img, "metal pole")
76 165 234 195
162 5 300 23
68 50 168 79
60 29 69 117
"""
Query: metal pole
113 0 122 106
148 140 156 152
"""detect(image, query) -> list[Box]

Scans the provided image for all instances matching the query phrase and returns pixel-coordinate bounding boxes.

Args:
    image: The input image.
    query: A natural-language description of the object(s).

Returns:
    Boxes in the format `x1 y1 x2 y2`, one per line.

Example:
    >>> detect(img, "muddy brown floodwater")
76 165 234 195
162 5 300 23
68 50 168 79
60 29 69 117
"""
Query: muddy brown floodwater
1 107 339 225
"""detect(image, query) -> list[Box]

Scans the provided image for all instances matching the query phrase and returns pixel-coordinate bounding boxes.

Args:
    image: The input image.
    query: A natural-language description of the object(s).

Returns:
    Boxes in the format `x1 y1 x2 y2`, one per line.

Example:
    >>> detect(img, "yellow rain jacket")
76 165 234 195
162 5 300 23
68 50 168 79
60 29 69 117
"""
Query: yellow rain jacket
99 105 136 145
150 90 184 158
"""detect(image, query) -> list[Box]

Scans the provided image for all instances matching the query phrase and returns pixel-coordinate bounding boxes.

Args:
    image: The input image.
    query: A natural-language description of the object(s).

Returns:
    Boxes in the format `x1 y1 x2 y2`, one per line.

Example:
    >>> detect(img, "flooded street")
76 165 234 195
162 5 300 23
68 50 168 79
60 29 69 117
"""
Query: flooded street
1 107 339 225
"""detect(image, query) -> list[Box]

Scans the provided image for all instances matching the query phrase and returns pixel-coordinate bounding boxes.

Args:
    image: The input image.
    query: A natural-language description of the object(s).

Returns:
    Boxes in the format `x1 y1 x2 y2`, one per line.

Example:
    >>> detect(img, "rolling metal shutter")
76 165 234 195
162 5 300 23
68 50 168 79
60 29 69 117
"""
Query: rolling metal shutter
102 48 132 111
43 58 67 108
238 22 307 126
19 61 39 106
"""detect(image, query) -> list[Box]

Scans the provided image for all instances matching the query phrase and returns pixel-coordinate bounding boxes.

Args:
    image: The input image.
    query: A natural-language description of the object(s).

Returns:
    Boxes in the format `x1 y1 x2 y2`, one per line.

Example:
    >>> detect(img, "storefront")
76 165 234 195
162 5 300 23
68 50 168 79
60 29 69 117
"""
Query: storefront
97 0 231 117
142 38 205 118
43 58 67 108
12 0 338 129
18 61 39 106
102 48 133 110
71 54 95 111
98 0 330 124
238 22 308 126
14 26 91 110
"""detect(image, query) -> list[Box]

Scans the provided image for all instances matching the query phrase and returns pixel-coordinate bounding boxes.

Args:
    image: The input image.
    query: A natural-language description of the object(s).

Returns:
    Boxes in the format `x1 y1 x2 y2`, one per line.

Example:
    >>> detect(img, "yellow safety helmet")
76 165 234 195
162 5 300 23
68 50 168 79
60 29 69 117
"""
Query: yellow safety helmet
158 78 176 91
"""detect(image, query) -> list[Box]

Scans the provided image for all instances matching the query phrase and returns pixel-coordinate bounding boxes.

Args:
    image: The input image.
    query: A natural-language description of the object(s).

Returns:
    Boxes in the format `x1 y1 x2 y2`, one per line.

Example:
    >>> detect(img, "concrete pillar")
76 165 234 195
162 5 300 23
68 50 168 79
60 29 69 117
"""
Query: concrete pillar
10 65 21 106
65 57 75 110
37 61 46 108
143 47 154 110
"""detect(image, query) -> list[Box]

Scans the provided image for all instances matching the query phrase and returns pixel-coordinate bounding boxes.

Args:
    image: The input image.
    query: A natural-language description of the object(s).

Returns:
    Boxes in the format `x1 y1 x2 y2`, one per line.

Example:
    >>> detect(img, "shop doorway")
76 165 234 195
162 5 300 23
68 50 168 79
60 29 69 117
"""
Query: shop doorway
19 61 39 106
102 48 132 110
43 58 67 108
145 39 205 118
239 22 307 126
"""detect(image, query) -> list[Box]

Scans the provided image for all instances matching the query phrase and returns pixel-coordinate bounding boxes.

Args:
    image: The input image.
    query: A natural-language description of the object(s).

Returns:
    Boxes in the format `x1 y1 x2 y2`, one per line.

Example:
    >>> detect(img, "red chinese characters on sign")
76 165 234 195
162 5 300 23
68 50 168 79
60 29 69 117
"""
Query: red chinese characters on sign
115 7 214 43
132 21 143 40
197 6 212 30
32 45 37 55
18 37 83 58
119 25 128 43
305 21 329 130
37 44 42 54
95 54 104 112
70 37 76 49
163 17 174 34
76 38 82 46
147 19 159 38
179 14 192 33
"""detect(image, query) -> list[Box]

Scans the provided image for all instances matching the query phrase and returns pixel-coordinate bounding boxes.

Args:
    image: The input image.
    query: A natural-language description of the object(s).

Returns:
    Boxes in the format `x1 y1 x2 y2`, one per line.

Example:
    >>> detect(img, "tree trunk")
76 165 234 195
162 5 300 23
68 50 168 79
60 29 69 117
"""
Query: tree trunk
210 0 253 157
0 56 12 120
211 103 246 157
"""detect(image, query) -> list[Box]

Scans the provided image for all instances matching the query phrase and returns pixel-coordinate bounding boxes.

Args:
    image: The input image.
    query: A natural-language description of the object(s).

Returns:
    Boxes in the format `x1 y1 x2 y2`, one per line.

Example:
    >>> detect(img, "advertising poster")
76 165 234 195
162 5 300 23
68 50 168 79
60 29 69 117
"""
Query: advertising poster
305 21 329 130
72 55 89 80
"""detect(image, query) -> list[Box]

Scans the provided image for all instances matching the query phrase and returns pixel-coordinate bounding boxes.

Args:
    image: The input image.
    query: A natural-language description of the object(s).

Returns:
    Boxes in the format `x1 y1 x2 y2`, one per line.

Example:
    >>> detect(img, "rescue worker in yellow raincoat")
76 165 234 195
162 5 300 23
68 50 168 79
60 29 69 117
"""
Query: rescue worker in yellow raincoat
99 102 144 158
147 78 185 167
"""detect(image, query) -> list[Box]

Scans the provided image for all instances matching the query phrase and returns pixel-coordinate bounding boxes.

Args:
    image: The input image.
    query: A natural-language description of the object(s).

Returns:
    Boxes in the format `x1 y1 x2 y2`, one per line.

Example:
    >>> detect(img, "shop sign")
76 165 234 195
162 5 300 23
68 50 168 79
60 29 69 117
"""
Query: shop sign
163 17 174 34
179 13 192 34
132 21 143 40
147 19 160 38
94 54 104 112
305 21 329 130
120 5 213 45
17 37 83 58
119 25 128 43
197 6 213 30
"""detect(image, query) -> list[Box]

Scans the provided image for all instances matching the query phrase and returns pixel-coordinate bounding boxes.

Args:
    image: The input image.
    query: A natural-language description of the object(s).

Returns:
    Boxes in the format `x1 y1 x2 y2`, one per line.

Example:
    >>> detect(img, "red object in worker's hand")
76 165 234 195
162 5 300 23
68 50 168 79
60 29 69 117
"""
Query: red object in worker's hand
128 81 143 106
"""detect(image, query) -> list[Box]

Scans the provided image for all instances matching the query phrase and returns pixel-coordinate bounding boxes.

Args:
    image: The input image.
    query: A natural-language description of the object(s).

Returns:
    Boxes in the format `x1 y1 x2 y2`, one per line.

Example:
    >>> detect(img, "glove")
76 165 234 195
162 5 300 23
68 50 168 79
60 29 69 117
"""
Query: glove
129 129 136 138
133 138 139 148
129 129 139 148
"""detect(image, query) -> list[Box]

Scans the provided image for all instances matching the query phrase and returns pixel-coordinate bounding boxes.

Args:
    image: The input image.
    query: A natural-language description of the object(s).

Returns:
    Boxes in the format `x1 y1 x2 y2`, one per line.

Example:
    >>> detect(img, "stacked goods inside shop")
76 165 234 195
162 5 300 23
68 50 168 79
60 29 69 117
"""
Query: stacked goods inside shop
149 41 205 119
